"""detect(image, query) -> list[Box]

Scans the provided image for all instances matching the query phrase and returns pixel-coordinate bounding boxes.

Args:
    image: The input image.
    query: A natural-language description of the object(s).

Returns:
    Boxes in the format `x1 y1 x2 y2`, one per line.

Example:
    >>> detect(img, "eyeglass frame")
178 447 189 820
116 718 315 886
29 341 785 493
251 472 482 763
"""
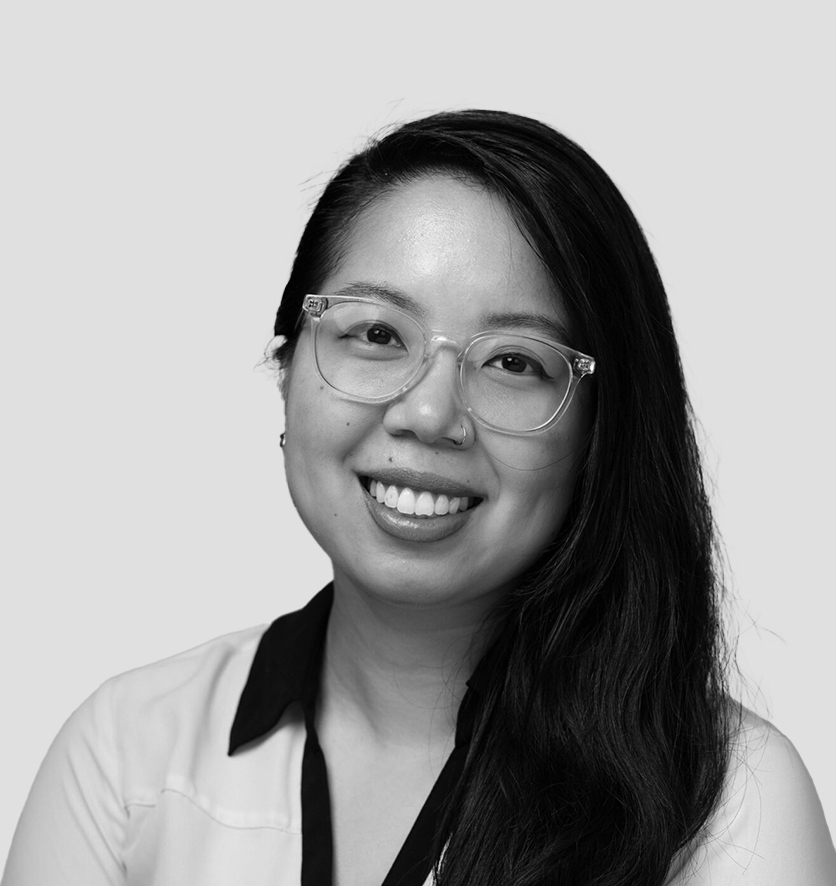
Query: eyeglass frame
296 293 596 435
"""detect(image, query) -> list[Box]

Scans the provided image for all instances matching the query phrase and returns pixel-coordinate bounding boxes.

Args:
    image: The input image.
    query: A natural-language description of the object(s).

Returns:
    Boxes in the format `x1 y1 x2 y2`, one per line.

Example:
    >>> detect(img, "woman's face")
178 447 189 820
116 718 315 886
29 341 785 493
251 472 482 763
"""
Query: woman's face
283 176 592 614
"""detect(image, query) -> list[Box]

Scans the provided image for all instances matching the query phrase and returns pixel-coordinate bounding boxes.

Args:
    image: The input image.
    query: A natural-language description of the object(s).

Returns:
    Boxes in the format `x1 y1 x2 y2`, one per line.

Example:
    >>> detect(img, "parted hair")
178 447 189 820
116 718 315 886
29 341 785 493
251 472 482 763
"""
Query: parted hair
273 110 733 886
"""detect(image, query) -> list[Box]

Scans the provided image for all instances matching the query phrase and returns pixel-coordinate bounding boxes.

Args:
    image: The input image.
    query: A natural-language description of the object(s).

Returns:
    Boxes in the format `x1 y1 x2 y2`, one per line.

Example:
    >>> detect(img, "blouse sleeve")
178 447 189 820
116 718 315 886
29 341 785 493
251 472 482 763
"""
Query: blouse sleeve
2 681 128 886
670 711 836 885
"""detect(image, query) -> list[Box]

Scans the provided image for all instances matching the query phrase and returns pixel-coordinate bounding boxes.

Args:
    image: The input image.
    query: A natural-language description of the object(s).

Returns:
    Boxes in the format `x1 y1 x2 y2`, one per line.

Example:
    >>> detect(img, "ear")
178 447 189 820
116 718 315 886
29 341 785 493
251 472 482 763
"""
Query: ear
260 334 291 399
279 363 292 400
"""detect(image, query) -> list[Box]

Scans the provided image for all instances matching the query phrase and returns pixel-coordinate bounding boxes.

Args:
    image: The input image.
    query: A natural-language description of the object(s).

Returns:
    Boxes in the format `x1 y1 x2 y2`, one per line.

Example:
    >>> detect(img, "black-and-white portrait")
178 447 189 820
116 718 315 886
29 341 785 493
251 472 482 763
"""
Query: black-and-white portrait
1 2 833 884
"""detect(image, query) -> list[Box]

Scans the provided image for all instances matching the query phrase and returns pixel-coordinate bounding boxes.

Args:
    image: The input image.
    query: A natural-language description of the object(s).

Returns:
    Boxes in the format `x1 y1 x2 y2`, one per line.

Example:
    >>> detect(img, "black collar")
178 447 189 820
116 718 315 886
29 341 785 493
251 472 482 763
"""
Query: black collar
228 584 496 886
229 583 491 756
229 584 334 754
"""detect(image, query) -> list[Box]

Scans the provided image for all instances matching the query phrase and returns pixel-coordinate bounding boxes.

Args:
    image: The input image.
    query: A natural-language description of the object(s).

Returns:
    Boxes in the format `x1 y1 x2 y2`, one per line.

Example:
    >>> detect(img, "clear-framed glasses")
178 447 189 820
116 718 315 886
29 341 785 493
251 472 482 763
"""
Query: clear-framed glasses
289 294 596 435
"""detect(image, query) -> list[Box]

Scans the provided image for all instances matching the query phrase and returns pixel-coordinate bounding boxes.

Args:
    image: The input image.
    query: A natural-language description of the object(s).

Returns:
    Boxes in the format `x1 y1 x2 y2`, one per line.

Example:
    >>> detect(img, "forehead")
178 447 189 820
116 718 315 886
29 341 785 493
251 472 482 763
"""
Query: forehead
323 176 567 333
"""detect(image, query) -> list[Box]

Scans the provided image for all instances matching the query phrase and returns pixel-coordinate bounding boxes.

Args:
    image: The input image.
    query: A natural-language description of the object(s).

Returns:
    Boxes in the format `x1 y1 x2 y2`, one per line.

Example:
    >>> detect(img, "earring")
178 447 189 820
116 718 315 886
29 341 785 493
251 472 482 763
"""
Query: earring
279 432 286 449
453 425 467 447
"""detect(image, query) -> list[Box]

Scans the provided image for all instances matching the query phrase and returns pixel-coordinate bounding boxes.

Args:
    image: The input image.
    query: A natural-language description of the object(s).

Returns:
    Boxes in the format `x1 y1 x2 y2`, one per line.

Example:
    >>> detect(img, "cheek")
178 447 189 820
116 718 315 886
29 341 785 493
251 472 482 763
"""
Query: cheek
281 397 347 555
491 421 588 539
283 340 337 446
487 420 589 481
282 361 329 511
282 364 369 504
524 460 581 522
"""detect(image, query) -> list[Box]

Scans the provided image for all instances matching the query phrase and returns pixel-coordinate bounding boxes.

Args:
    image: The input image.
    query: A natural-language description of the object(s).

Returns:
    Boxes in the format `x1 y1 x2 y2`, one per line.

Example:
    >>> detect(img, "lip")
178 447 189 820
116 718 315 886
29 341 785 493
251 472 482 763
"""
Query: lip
359 474 481 543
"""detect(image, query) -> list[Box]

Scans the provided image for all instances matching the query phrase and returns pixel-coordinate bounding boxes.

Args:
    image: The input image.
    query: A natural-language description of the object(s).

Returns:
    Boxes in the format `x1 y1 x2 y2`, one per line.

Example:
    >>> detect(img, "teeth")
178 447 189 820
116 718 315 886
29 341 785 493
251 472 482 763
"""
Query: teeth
367 479 476 518
415 491 434 516
397 488 416 514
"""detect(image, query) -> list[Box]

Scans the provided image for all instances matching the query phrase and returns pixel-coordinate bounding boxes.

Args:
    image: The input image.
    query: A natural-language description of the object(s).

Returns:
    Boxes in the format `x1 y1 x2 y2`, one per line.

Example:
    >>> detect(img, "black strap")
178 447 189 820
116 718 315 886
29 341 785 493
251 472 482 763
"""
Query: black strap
380 742 467 886
301 710 334 884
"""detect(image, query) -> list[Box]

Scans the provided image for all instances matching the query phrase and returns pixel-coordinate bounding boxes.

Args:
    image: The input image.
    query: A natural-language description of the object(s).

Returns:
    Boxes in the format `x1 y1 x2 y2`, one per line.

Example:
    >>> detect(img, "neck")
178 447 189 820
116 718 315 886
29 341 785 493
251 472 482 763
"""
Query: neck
318 577 497 750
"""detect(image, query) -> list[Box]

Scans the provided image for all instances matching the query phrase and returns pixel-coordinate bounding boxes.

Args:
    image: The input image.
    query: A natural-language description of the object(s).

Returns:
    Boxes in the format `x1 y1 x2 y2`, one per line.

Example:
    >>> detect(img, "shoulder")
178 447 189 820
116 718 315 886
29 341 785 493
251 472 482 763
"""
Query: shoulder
3 625 281 885
669 707 836 884
47 624 271 802
98 623 268 716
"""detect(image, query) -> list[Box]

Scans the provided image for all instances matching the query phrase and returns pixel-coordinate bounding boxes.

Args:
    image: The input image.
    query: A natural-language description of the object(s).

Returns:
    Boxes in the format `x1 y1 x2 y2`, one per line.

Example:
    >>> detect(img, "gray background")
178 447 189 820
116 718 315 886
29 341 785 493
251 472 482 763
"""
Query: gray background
1 0 833 862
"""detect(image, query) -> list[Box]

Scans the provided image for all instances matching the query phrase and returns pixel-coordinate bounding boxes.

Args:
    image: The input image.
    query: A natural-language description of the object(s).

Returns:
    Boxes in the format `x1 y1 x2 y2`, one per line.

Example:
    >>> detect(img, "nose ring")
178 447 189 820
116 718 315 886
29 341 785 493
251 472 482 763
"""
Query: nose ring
454 425 467 447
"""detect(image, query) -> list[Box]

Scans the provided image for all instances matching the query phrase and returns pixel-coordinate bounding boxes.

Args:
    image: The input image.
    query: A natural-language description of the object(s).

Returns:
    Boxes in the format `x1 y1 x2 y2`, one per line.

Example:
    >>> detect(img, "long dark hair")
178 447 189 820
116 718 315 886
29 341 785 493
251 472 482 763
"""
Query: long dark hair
273 110 733 886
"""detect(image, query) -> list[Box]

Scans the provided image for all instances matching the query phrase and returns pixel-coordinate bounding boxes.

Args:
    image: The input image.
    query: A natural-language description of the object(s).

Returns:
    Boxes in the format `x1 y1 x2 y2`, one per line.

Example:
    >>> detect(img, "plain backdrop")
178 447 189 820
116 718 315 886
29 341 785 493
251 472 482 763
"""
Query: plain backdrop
1 0 833 865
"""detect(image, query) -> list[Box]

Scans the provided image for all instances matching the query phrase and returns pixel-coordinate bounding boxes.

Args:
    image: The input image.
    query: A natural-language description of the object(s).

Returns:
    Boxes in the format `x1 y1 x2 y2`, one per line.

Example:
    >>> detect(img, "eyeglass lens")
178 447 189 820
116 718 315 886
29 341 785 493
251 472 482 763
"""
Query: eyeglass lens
313 301 573 432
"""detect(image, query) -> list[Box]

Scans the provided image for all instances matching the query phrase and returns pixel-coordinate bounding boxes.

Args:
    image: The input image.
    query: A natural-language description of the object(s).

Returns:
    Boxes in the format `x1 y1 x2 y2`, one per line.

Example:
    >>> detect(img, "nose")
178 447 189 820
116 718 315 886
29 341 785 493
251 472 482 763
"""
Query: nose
381 345 474 448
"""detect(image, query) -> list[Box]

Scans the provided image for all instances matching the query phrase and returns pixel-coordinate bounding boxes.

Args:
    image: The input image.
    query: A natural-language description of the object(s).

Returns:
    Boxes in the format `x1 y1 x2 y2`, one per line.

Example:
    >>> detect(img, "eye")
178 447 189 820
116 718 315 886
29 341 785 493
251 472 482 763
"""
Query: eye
339 320 409 357
486 352 546 377
365 325 400 346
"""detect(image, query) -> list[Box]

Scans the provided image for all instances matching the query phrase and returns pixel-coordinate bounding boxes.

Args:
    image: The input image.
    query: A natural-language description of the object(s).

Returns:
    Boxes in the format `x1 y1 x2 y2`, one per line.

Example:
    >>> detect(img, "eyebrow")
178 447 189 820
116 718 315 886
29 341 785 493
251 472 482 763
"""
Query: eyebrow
481 311 572 345
331 283 425 317
331 282 572 345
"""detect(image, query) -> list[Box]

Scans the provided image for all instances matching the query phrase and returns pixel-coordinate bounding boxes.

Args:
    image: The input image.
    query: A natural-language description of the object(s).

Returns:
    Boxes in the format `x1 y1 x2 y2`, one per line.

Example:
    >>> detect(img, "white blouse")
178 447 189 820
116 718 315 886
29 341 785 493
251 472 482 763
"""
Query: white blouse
3 621 835 885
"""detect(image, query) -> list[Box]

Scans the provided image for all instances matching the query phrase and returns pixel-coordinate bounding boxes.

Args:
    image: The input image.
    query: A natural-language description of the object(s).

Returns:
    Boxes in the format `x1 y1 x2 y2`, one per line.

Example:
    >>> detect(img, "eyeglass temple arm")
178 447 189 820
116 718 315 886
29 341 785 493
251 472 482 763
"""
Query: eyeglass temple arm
573 356 595 377
303 296 329 318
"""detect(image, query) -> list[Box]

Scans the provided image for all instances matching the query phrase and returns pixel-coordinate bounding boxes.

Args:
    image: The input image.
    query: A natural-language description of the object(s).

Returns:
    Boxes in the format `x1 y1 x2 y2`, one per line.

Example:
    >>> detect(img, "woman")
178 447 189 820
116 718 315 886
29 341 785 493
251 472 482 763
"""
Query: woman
4 110 834 886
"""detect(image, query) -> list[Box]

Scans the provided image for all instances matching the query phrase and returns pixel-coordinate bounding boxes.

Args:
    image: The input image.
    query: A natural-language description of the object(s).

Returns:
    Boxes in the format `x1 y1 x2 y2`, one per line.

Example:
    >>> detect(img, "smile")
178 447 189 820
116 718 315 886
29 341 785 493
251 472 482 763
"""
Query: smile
360 475 483 519
368 478 472 517
359 474 481 543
